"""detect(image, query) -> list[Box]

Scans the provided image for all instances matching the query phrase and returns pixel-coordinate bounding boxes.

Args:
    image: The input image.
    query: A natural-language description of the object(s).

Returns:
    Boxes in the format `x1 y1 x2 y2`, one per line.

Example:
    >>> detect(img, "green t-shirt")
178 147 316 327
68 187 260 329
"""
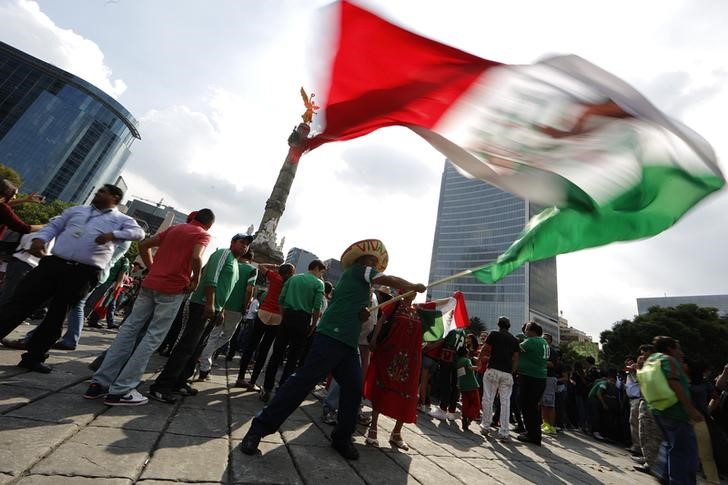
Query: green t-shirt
517 336 549 379
316 263 378 348
190 248 239 312
279 272 325 314
647 353 691 422
588 378 609 400
224 262 257 312
456 356 479 391
105 257 129 284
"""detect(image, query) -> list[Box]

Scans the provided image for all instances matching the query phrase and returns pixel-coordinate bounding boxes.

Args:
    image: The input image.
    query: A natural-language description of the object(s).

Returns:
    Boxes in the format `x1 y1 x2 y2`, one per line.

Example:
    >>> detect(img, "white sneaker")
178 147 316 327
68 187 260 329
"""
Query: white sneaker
104 389 148 406
479 424 492 438
593 432 605 441
497 432 511 442
429 408 448 420
445 411 459 421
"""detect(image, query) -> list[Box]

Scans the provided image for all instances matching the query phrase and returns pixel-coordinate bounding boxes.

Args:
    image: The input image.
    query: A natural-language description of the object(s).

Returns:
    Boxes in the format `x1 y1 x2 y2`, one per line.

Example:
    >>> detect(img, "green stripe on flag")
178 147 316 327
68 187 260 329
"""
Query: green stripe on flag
471 166 724 284
418 308 445 342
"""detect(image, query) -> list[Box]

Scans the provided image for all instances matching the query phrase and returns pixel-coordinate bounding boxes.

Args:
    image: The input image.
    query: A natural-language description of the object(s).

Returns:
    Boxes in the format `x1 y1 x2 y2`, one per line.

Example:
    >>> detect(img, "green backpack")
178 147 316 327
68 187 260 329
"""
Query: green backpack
637 353 678 411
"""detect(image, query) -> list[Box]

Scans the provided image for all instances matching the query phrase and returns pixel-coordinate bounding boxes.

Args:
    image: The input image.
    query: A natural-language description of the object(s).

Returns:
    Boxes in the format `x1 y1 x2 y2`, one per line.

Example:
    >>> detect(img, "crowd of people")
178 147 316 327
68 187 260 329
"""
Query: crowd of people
1 179 727 484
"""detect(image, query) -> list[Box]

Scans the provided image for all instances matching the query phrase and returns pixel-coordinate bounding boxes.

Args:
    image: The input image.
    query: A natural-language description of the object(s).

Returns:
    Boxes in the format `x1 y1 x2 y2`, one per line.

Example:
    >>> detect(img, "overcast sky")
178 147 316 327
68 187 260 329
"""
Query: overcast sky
2 0 726 340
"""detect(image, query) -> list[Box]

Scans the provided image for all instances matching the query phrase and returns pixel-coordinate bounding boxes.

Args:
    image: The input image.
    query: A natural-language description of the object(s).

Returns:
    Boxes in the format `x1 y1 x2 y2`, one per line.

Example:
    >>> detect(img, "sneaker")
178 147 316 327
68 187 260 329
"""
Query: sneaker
633 464 651 474
322 410 338 425
174 384 198 396
592 432 605 441
497 433 511 442
429 408 448 420
105 389 148 406
52 341 76 351
516 433 541 446
17 358 52 373
1 338 28 350
148 390 177 404
83 383 108 400
479 424 493 438
542 423 557 435
445 411 459 421
357 412 372 426
196 370 210 381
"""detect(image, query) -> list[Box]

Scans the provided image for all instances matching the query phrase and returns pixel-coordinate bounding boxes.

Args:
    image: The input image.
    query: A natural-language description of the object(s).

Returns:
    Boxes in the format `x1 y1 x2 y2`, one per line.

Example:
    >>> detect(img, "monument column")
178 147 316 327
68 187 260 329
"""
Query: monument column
249 88 318 264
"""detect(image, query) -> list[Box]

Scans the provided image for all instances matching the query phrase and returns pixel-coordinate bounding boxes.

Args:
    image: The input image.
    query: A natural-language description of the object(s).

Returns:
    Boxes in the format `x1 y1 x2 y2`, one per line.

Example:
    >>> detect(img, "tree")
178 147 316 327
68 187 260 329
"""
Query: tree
600 304 728 371
0 164 22 187
469 316 486 334
11 195 72 225
559 340 599 367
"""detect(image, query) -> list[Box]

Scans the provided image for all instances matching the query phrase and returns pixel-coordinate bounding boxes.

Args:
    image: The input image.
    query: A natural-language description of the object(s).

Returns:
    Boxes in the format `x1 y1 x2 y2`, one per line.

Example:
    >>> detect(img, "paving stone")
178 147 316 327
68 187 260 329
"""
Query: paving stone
230 441 302 484
349 446 419 485
388 453 459 485
178 384 228 411
6 391 105 426
140 434 228 483
0 384 49 413
392 432 452 457
139 481 219 485
1 365 88 392
280 420 330 447
31 426 157 479
229 412 284 443
0 416 78 475
435 455 501 482
288 444 365 484
91 401 177 432
0 473 13 485
15 476 131 485
166 406 228 438
463 457 535 484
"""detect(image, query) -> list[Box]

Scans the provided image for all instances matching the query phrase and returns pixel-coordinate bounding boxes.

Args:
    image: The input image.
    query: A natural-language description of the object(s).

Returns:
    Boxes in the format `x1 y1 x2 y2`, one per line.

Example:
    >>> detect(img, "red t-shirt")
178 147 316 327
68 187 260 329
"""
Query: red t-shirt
259 270 284 315
142 221 211 294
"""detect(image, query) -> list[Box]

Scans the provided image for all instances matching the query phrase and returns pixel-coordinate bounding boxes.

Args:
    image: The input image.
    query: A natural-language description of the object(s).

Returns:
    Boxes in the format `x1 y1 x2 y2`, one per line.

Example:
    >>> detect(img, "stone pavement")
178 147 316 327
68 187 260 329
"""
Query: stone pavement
0 323 667 485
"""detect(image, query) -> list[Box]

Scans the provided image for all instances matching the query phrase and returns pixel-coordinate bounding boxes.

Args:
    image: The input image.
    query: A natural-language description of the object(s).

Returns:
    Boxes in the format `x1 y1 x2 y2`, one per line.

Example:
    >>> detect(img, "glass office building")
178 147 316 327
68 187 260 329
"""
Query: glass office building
285 247 319 274
0 41 140 203
428 162 559 340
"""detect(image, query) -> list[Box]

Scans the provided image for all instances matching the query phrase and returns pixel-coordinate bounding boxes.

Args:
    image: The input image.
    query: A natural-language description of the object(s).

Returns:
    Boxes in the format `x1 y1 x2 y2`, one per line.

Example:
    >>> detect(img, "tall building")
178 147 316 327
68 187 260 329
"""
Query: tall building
285 247 318 274
637 294 728 317
124 199 187 235
428 162 559 340
558 316 593 343
323 258 343 286
0 41 140 203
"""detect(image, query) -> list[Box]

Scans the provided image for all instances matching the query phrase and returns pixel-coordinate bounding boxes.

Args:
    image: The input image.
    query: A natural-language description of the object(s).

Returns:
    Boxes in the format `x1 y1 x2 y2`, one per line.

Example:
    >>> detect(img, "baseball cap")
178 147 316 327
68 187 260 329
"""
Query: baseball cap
231 234 254 244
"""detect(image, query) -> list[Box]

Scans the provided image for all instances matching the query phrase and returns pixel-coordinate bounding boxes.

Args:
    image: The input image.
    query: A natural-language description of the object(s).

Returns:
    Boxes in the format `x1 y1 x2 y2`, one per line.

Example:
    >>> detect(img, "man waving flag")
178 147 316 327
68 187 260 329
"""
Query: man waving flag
306 1 724 283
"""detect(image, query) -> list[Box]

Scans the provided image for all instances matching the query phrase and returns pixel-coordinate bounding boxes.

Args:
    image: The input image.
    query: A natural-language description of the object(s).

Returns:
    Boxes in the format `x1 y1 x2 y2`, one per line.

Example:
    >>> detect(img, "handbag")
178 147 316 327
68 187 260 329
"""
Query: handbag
637 354 678 411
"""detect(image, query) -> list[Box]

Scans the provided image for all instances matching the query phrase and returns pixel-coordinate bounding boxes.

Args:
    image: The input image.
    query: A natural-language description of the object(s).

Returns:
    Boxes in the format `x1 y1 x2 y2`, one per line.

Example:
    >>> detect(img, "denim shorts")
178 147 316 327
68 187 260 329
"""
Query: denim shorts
540 376 557 407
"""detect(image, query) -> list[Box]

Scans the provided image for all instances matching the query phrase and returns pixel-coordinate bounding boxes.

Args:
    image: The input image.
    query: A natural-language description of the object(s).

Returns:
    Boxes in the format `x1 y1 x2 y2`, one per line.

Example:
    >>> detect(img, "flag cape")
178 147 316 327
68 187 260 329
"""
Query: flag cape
417 291 469 342
308 1 725 283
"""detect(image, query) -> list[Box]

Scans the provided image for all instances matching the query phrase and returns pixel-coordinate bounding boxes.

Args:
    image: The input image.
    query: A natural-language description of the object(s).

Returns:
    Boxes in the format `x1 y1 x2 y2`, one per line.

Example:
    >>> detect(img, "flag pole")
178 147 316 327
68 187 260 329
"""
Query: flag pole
367 269 473 312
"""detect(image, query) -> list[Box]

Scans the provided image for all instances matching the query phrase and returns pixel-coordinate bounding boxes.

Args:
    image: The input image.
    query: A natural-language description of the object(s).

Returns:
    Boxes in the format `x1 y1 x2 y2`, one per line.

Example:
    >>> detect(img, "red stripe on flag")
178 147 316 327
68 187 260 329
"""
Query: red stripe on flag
453 291 470 328
309 1 498 150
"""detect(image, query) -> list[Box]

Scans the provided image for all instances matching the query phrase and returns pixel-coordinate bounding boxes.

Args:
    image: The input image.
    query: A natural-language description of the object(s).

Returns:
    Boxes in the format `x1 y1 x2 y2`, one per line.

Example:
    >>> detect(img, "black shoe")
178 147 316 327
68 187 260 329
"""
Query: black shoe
52 341 76 350
196 370 210 381
240 433 262 455
512 425 526 433
107 323 120 330
148 390 177 404
633 464 651 475
259 389 270 402
516 433 541 446
331 434 359 460
2 338 28 350
17 358 52 373
174 384 198 396
83 383 108 399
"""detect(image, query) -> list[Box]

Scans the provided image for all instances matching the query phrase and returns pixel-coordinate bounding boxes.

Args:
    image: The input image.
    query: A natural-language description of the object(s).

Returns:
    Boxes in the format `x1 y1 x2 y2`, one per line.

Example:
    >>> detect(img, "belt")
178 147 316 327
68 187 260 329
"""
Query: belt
51 255 99 270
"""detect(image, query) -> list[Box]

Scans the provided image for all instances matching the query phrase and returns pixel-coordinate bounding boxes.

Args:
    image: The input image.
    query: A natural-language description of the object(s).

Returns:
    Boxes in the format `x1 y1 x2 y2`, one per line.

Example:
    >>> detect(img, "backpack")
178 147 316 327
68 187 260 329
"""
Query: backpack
637 353 678 411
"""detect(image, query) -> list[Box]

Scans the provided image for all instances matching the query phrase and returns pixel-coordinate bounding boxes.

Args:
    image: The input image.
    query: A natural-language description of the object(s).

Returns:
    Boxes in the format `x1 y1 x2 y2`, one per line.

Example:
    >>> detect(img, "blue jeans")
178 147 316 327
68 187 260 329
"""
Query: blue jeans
249 333 361 446
653 414 699 485
24 292 89 347
92 288 185 395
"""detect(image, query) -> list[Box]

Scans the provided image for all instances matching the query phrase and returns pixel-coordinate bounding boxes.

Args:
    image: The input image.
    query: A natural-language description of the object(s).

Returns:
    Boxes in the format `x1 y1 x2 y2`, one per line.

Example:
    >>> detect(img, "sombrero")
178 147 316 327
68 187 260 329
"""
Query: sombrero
340 239 389 273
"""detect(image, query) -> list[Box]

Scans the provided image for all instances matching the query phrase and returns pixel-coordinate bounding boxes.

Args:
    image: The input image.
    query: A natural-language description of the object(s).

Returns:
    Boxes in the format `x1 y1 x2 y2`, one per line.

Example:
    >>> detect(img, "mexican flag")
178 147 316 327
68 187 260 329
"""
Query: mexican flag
308 1 725 283
417 291 470 342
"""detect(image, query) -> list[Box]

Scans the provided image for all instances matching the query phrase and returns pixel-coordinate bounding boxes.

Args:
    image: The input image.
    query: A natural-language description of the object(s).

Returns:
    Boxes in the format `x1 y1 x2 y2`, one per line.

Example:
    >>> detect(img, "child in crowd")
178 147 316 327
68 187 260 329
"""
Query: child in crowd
456 345 480 431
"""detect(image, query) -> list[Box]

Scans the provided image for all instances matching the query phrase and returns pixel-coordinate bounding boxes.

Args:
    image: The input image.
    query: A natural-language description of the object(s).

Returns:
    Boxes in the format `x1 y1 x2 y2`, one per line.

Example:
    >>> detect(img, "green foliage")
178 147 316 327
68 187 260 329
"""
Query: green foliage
0 164 22 187
559 340 599 367
600 304 728 371
11 195 72 225
469 316 485 334
125 240 139 261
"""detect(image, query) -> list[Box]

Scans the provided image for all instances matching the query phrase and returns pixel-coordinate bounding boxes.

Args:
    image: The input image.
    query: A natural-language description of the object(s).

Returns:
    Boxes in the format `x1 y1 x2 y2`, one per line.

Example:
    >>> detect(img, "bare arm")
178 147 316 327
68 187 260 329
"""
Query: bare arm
185 243 204 293
139 234 162 270
372 274 425 293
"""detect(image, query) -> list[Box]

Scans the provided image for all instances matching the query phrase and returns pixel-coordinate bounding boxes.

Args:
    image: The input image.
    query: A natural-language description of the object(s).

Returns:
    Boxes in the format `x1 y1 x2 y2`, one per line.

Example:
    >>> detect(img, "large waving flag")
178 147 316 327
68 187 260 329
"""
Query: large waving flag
308 1 724 283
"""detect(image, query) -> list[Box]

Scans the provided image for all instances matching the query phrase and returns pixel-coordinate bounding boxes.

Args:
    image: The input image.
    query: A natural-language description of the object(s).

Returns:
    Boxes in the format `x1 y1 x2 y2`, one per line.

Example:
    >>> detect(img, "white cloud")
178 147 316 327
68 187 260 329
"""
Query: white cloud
0 0 126 98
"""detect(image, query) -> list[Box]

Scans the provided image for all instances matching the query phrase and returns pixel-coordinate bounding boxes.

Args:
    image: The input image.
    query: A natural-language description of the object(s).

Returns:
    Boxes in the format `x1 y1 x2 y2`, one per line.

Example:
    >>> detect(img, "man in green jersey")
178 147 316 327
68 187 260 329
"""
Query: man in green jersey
197 250 258 380
516 321 549 446
241 239 426 460
149 234 252 402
